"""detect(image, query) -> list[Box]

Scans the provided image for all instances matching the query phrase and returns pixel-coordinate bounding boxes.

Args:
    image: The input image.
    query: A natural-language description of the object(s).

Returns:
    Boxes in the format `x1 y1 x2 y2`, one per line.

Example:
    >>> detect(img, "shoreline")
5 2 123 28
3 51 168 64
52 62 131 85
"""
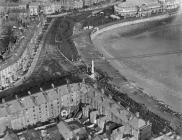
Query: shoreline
91 13 182 113
91 13 177 39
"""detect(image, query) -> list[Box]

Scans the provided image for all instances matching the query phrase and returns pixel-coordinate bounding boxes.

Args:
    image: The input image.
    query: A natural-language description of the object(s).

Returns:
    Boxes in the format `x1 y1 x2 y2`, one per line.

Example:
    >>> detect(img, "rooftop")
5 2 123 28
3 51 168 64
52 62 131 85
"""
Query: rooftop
116 0 159 7
0 83 80 117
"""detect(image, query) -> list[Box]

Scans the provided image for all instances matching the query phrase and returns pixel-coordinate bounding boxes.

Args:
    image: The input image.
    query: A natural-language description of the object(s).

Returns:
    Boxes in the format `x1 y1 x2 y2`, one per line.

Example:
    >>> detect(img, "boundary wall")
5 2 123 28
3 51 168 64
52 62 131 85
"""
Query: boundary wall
91 14 172 40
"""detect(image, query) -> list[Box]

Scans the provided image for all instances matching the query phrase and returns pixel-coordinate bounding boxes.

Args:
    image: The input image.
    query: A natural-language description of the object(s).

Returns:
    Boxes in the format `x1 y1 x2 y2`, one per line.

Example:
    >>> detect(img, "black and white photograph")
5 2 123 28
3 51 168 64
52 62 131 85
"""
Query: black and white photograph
0 0 182 139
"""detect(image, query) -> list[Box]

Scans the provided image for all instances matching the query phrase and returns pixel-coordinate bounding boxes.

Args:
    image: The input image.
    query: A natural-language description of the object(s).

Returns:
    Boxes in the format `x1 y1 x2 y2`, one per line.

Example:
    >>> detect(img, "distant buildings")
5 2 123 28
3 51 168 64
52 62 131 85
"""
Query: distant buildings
44 4 56 15
0 0 113 17
83 0 105 7
0 6 3 35
114 0 180 18
29 4 39 16
73 0 84 9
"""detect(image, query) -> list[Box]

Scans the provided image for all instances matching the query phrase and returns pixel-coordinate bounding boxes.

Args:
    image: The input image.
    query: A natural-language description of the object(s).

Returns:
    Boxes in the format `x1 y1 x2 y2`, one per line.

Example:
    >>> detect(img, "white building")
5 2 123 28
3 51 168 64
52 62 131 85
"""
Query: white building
44 4 55 15
29 4 39 16
114 1 138 17
73 0 84 9
83 0 93 6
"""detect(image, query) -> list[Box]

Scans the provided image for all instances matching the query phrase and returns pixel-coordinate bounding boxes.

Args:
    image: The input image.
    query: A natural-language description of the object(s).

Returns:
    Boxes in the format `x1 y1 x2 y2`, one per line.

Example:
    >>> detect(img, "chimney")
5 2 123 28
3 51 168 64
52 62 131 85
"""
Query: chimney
51 83 55 89
28 91 31 96
15 95 24 108
117 108 121 114
146 120 150 125
52 83 58 94
40 87 48 101
40 87 43 92
109 94 112 99
101 88 104 94
94 83 97 89
2 98 5 104
82 78 85 83
136 112 140 118
28 91 37 106
15 95 18 100
66 79 70 84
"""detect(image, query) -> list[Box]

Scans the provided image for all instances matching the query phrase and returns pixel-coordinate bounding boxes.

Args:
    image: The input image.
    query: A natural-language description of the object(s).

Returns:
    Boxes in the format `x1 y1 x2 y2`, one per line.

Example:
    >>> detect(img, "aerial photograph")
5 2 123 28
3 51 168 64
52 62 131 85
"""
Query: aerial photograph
0 0 182 139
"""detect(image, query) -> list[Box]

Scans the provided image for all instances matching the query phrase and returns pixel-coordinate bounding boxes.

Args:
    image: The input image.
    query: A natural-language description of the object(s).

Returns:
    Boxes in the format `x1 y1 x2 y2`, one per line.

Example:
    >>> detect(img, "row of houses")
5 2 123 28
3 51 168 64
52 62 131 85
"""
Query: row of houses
0 80 153 140
41 0 107 14
114 0 180 18
82 83 152 140
0 82 85 132
0 0 108 16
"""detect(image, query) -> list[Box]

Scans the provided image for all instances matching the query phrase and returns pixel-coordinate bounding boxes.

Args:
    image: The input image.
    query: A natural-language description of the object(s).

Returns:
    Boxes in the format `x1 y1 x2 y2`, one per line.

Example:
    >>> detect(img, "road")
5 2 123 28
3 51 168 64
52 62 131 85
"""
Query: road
0 17 81 101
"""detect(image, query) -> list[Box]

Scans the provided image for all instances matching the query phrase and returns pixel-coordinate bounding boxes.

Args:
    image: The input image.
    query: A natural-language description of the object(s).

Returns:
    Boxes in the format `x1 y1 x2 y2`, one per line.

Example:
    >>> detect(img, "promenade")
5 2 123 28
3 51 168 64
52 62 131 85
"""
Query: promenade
72 14 182 133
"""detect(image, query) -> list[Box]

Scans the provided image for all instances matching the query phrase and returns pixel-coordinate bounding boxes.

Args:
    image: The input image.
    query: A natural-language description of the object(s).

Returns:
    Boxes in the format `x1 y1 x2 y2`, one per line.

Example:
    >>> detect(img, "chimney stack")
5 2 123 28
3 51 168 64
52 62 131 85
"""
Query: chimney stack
136 112 140 118
101 88 105 94
2 98 5 104
82 78 85 83
51 83 55 89
40 87 48 101
94 83 97 89
28 91 37 106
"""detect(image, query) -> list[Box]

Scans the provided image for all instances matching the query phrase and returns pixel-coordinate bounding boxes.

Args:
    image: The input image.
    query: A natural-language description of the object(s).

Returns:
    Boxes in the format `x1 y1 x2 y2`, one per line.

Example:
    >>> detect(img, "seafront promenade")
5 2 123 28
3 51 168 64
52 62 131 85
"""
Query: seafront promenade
91 13 175 39
91 11 182 109
73 12 182 133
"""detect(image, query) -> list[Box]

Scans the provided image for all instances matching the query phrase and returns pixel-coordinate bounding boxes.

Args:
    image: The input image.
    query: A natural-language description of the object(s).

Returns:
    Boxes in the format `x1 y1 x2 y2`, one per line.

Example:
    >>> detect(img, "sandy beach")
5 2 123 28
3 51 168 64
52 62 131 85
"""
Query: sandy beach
93 17 182 113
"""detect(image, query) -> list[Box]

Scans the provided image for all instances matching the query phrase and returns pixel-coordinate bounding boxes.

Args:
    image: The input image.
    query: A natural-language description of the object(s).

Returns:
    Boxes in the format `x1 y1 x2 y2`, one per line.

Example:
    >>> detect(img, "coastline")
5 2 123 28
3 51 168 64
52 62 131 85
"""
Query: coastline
91 13 182 113
91 13 177 39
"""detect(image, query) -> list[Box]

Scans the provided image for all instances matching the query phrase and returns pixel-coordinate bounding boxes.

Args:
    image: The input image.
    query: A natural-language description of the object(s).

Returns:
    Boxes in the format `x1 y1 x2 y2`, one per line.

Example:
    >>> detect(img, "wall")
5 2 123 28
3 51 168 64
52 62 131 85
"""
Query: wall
90 14 172 40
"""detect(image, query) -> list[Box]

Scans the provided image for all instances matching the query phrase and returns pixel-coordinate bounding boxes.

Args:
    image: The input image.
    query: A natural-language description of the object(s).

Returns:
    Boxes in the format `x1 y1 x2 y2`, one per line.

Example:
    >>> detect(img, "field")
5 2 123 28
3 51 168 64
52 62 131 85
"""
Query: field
93 17 182 113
